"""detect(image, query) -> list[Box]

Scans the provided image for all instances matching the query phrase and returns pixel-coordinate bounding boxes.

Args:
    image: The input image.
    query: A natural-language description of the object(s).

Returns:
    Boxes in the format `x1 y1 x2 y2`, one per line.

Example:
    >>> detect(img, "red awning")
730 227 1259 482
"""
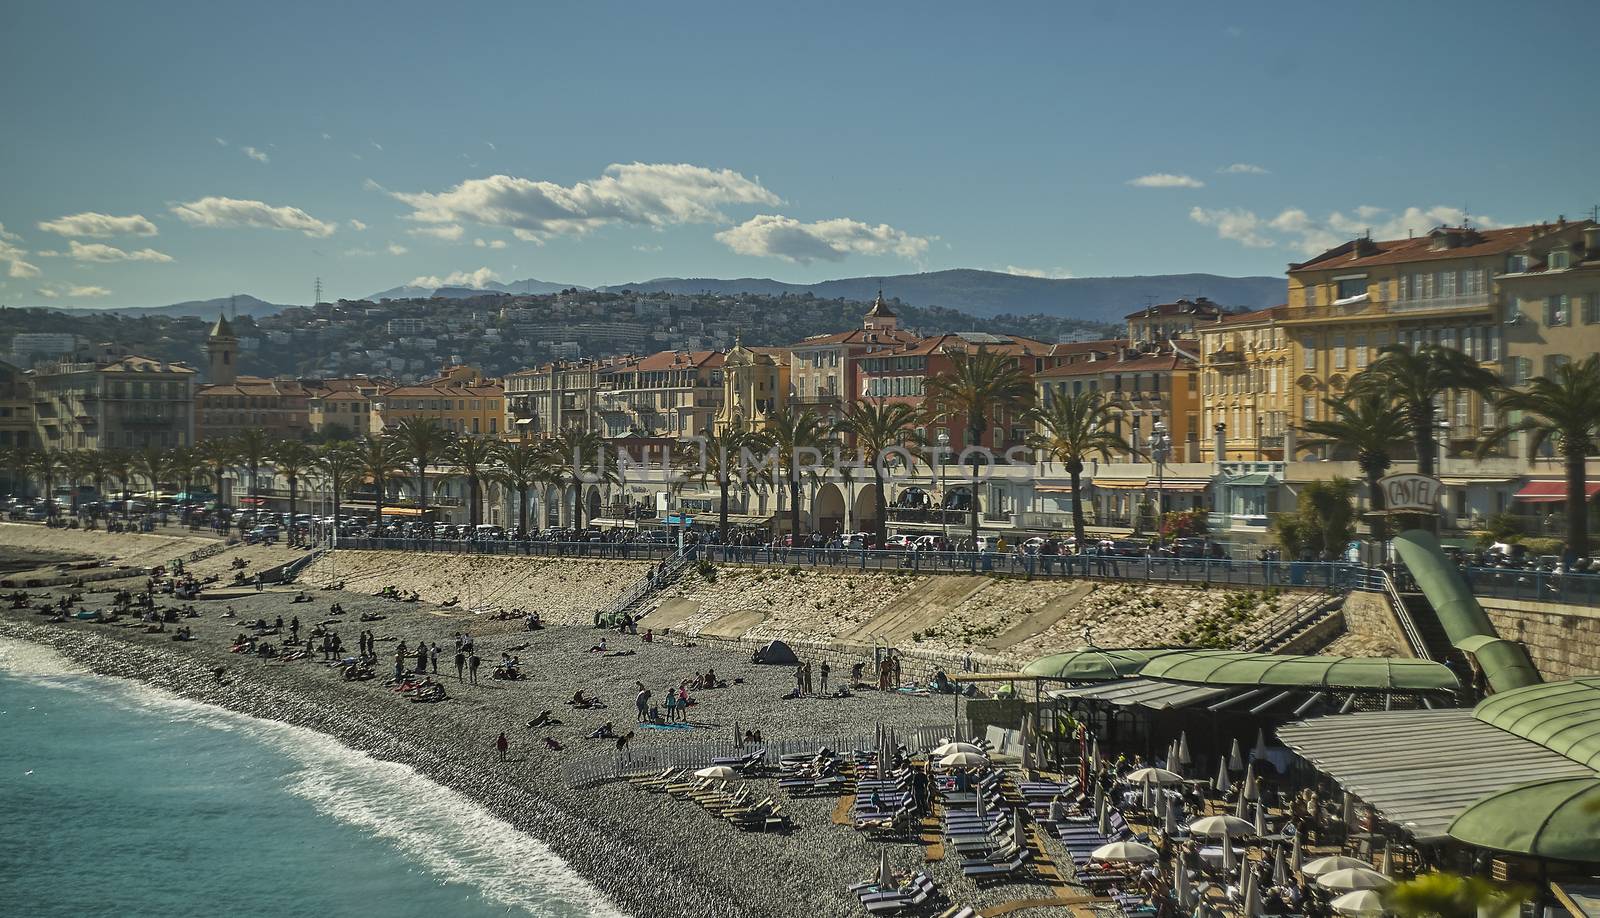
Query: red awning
1513 480 1600 503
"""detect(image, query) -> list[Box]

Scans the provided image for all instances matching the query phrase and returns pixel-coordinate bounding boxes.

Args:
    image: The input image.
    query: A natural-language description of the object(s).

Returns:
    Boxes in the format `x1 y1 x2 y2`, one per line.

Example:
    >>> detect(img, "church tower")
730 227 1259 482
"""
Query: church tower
206 313 238 385
863 288 898 331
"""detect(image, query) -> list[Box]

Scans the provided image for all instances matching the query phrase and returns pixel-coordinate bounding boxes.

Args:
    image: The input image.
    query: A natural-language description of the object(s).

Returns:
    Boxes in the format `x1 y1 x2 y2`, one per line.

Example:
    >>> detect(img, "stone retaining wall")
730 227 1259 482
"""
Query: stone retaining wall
1481 598 1600 680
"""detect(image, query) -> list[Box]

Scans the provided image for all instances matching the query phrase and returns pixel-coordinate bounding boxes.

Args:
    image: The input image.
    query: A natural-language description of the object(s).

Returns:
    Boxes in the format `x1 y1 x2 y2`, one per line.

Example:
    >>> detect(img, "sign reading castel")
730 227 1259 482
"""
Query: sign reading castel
1378 472 1443 514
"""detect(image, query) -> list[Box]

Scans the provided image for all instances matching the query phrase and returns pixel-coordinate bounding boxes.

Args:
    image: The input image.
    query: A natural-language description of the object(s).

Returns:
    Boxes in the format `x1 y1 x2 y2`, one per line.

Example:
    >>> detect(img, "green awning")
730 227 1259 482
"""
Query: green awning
1475 678 1600 771
1226 473 1276 487
1448 777 1600 863
1022 648 1175 682
1138 649 1459 693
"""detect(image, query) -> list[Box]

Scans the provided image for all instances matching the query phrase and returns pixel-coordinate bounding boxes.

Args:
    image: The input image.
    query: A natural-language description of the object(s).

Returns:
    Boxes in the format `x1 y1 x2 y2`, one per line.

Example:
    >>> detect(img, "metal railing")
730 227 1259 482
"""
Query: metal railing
337 537 678 560
1458 564 1600 607
595 545 698 626
1237 589 1343 652
1361 567 1435 660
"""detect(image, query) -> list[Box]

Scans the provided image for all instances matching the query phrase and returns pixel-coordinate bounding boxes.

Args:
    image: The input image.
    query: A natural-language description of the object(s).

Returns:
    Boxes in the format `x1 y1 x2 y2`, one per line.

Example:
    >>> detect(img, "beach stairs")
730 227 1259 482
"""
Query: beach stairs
594 546 697 628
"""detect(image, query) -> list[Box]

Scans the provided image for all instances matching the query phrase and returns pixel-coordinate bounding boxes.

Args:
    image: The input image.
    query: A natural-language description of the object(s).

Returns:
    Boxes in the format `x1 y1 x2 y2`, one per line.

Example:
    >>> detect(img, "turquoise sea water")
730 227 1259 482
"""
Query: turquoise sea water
0 638 625 918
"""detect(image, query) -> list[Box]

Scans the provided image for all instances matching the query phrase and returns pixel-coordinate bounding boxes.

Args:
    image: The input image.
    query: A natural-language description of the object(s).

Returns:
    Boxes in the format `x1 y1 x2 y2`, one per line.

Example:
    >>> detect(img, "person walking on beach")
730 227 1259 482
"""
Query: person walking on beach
394 648 406 681
635 687 651 722
819 660 831 694
454 648 466 681
664 688 677 722
467 651 481 685
429 643 440 674
289 616 300 642
794 664 805 694
495 732 508 761
414 640 427 674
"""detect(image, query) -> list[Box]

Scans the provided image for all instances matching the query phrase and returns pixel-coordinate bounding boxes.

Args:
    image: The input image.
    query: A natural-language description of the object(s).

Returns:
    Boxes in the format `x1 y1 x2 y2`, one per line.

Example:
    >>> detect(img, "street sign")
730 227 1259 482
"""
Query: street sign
1378 473 1443 514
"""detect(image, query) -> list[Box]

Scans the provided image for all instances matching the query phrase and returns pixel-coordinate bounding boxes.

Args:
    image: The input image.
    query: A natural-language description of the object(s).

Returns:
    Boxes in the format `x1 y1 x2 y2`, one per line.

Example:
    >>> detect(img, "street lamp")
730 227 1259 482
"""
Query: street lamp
937 427 951 545
1148 415 1171 536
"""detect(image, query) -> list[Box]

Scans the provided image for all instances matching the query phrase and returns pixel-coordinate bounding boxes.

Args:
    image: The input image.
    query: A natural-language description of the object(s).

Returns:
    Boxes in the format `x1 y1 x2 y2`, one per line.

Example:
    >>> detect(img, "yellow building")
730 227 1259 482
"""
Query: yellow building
715 340 790 434
369 366 504 437
1196 305 1293 460
1033 345 1201 462
1283 220 1593 457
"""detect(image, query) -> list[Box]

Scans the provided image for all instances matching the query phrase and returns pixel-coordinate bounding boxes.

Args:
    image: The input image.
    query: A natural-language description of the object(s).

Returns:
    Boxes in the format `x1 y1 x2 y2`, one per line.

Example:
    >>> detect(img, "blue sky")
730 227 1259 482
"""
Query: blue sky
2 0 1597 307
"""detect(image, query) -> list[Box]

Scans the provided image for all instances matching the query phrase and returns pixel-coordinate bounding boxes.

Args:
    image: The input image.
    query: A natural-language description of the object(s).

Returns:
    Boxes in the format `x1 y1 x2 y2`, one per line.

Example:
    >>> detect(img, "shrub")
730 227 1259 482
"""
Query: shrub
1519 537 1563 556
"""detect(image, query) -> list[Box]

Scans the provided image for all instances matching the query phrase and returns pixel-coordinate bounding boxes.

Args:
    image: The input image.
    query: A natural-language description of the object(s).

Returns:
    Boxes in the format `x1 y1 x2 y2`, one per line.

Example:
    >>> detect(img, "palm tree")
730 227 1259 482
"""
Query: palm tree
1383 872 1529 918
832 400 922 549
104 449 133 506
448 434 499 528
1302 392 1413 546
195 438 237 513
549 426 616 531
495 439 555 534
923 347 1035 547
166 447 207 504
1480 354 1600 559
352 436 405 531
27 449 63 516
60 449 92 515
765 407 827 542
315 441 362 539
133 447 170 503
386 417 452 515
673 425 763 543
232 428 273 508
2 445 30 498
1349 344 1498 478
1028 389 1136 550
272 439 318 536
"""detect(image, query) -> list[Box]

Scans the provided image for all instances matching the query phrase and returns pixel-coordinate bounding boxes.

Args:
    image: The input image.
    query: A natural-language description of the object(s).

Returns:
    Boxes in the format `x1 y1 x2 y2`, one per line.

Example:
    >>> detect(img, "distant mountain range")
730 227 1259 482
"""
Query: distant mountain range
30 269 1284 324
596 270 1284 322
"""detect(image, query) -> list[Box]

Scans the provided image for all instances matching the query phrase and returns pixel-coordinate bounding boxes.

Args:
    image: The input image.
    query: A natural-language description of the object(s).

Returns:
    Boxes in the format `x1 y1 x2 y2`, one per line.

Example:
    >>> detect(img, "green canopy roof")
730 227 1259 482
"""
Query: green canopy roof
1227 473 1276 487
1022 648 1174 682
1138 649 1460 693
1448 777 1600 863
1475 678 1600 771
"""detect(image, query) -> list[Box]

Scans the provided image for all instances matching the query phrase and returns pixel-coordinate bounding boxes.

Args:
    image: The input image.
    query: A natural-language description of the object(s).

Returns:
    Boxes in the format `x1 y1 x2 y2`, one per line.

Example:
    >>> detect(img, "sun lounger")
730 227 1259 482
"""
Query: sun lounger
962 851 1031 882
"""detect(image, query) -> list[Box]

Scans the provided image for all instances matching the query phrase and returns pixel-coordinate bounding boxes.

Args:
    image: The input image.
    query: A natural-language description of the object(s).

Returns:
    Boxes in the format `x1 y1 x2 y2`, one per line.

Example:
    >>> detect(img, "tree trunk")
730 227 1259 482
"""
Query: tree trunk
518 486 529 534
288 477 298 542
788 475 801 545
1565 449 1588 562
374 475 385 531
1068 459 1086 550
468 475 480 527
968 456 981 550
718 478 730 543
1365 464 1388 551
1412 404 1435 477
416 458 429 513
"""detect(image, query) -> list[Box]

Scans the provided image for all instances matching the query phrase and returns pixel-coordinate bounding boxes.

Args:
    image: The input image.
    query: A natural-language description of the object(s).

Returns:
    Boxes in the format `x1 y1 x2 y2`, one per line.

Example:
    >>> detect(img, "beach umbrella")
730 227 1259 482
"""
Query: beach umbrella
1235 788 1248 819
1375 842 1391 877
1221 828 1238 874
1175 864 1192 911
1252 728 1269 762
1242 762 1259 800
1330 890 1387 917
1214 757 1231 794
694 765 736 779
1291 831 1304 873
1188 814 1254 838
1164 799 1180 836
1167 739 1181 772
1318 868 1394 892
1272 847 1289 887
875 849 893 888
939 750 988 768
1301 856 1371 878
1013 809 1028 850
1090 736 1101 769
1093 781 1106 822
1228 738 1244 772
1238 843 1252 889
1097 797 1111 835
1049 795 1066 823
1178 732 1192 767
1247 868 1265 918
1141 779 1153 809
1092 840 1160 863
1129 767 1185 787
932 741 983 757
1254 799 1268 836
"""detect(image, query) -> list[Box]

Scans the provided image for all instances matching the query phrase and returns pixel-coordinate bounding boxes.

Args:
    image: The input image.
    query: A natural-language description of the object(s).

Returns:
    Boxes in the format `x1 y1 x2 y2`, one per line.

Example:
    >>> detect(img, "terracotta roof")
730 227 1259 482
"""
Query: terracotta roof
1048 338 1127 356
878 332 1054 359
1215 304 1288 326
792 327 919 348
1289 221 1594 273
101 356 196 374
1035 352 1193 379
629 349 725 372
378 383 505 398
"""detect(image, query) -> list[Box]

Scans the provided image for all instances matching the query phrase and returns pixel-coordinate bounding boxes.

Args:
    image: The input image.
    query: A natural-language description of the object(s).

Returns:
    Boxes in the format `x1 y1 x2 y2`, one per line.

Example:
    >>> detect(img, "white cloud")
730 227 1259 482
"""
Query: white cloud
387 242 408 256
473 237 507 249
633 243 663 253
1002 265 1073 279
215 137 228 146
348 219 368 231
485 141 496 151
242 146 270 164
0 222 41 278
36 283 111 299
60 240 174 263
408 267 499 289
321 132 332 140
343 247 378 257
1218 163 1269 175
169 196 337 237
38 212 159 237
392 162 781 241
1192 203 1504 255
370 140 383 152
1189 206 1276 248
1128 173 1205 189
409 223 465 241
715 214 931 264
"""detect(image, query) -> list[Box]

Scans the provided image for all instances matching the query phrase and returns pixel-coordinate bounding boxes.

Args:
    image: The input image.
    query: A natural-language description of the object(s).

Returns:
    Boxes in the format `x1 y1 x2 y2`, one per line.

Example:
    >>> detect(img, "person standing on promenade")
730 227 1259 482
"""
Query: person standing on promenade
664 687 677 722
454 648 466 682
467 651 481 685
496 732 508 761
819 660 831 694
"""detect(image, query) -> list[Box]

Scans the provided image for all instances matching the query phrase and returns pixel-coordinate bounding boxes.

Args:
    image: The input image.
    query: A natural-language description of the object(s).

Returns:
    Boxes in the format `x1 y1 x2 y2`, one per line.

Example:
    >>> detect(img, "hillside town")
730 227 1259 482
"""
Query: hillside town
4 218 1598 564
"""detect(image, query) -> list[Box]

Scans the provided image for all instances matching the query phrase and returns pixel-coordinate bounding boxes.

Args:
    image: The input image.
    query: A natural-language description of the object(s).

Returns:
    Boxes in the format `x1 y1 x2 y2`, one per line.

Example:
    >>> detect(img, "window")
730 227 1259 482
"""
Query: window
1585 294 1600 325
1336 277 1367 300
1301 396 1315 421
1549 250 1571 270
1545 355 1572 377
1303 344 1316 370
1438 270 1456 299
1269 364 1279 394
1462 269 1484 295
1303 286 1317 307
1507 255 1528 273
1487 325 1501 361
1333 334 1346 370
1453 393 1469 430
1546 294 1571 326
1354 333 1368 368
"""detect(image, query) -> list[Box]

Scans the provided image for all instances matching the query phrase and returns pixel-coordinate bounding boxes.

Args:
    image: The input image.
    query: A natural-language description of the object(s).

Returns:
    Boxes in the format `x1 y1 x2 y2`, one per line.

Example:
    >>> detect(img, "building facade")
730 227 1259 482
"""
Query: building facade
596 350 724 438
715 341 789 434
1196 306 1294 461
787 294 918 425
30 350 196 450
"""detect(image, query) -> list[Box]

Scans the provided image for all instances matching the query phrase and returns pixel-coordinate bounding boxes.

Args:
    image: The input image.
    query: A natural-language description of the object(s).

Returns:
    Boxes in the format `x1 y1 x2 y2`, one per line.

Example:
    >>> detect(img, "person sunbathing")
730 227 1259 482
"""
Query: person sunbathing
525 710 562 729
543 737 564 751
588 721 616 739
587 638 608 653
440 596 459 607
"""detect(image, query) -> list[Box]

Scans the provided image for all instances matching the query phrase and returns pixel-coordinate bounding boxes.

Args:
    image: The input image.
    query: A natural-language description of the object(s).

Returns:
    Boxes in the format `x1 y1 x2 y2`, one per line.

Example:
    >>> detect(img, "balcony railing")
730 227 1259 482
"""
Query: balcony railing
1209 349 1243 365
793 393 840 404
1386 292 1495 314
